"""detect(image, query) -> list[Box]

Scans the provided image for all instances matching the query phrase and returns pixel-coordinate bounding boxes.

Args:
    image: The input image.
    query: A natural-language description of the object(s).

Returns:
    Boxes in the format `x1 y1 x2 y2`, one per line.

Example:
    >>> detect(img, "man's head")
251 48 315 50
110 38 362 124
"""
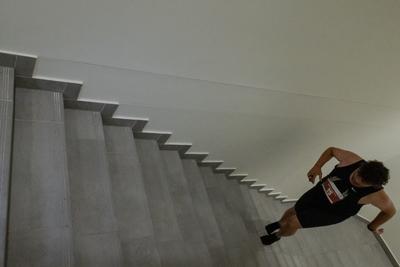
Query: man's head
356 160 390 187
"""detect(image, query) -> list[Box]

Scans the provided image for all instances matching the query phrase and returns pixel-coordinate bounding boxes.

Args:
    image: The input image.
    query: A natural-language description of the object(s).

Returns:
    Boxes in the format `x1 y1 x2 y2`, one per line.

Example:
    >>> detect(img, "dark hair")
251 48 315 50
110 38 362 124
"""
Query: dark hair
358 160 390 186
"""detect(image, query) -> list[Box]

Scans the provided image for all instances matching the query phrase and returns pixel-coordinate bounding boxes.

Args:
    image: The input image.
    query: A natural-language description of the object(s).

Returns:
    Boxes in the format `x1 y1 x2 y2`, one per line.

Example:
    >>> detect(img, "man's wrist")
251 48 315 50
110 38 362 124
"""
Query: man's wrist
367 223 376 232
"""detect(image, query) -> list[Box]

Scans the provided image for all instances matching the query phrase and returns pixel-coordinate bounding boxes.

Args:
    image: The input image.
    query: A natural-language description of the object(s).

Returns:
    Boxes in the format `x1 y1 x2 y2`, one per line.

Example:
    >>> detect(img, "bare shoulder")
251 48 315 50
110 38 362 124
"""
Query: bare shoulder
331 147 363 167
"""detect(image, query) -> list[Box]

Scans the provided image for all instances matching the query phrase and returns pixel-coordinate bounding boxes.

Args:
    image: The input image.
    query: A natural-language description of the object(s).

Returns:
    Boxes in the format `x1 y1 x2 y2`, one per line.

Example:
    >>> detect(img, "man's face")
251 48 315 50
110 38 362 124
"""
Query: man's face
349 168 374 188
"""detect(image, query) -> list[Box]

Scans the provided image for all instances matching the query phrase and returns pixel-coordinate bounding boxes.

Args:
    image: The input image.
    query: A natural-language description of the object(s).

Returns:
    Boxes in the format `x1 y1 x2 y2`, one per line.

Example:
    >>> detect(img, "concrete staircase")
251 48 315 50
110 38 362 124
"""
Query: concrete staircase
0 52 397 266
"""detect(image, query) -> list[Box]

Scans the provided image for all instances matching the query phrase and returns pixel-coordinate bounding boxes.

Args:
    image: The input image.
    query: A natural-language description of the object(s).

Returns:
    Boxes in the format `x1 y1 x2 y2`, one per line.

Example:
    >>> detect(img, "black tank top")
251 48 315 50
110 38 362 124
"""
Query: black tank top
317 159 383 216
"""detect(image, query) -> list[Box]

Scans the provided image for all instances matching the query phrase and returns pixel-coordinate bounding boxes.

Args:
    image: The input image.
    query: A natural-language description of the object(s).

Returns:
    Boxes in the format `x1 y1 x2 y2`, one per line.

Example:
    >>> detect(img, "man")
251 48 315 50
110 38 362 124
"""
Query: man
260 147 396 245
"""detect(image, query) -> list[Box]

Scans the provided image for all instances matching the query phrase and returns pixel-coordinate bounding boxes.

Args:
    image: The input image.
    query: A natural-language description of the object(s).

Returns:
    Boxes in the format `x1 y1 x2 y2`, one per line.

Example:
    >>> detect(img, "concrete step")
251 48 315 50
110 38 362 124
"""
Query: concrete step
238 184 283 266
0 66 14 266
181 159 229 266
103 126 158 266
160 150 213 266
8 88 73 267
65 109 122 267
135 139 185 266
218 173 268 266
200 167 257 266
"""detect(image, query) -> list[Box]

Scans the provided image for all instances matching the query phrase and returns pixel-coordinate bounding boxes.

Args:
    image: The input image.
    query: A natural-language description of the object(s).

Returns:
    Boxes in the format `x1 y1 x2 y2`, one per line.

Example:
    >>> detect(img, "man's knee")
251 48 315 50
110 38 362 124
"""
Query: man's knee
278 215 301 237
287 215 302 229
282 215 302 230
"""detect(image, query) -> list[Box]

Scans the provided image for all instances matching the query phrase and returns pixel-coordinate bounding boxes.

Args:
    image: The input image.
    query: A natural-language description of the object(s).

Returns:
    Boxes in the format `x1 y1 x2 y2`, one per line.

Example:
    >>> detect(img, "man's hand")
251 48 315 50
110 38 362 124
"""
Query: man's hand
307 166 322 184
374 228 384 235
367 198 396 236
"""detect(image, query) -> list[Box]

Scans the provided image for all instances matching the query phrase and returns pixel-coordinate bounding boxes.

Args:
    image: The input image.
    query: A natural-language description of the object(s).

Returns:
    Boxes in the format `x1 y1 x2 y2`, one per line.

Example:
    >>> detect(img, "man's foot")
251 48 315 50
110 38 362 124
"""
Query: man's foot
260 233 281 245
265 221 280 235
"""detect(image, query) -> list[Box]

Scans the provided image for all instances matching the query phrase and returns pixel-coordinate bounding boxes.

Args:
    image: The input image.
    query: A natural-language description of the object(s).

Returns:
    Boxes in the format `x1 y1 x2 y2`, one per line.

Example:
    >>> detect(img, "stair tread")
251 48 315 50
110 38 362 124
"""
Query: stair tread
160 150 213 266
0 67 13 266
8 88 72 267
199 167 246 266
201 167 263 266
181 159 229 266
218 173 269 266
65 109 122 267
104 125 158 265
135 139 191 266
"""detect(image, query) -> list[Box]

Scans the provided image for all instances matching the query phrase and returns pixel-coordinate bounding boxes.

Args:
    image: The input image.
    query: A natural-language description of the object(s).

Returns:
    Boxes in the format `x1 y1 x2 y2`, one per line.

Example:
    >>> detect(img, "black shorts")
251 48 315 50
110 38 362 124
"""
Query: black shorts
294 184 352 228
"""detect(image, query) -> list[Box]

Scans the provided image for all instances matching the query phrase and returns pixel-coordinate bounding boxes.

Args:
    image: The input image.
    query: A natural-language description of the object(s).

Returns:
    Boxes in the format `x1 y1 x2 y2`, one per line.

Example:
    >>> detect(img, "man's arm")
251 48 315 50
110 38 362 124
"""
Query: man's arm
330 147 363 167
307 147 333 183
312 147 334 169
312 146 362 168
367 192 397 234
308 146 363 183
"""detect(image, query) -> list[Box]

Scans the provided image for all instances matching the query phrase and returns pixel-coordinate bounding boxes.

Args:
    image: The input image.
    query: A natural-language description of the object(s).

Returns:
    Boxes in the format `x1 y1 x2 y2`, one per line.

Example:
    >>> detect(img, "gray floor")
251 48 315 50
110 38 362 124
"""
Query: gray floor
5 87 395 266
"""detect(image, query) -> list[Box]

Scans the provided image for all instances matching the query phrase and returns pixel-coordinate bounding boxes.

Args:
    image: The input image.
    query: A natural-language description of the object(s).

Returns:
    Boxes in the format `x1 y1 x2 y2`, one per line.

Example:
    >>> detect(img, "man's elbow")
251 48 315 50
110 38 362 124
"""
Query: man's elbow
384 206 396 217
391 207 397 216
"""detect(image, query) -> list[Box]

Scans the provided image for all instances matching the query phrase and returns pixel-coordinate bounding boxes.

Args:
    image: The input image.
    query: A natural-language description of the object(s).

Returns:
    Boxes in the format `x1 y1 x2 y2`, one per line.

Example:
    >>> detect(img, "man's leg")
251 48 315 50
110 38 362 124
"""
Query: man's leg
277 213 302 237
265 207 296 234
261 208 302 245
279 207 296 223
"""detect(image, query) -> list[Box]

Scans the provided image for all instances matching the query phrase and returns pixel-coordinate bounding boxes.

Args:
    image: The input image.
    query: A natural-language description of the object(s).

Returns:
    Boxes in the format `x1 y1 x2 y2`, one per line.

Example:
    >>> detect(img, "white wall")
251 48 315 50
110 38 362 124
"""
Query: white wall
1 0 400 99
1 0 400 260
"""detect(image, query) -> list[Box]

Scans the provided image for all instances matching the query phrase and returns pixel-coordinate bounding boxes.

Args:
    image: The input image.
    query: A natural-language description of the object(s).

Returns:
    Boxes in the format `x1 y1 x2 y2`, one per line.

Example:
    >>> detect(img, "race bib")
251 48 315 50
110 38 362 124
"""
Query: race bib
322 176 349 204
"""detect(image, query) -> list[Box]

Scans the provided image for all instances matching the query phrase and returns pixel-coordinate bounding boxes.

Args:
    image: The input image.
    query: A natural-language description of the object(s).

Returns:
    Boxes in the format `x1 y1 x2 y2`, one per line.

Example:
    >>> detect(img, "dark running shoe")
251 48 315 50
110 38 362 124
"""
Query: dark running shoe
260 234 281 245
265 221 280 235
